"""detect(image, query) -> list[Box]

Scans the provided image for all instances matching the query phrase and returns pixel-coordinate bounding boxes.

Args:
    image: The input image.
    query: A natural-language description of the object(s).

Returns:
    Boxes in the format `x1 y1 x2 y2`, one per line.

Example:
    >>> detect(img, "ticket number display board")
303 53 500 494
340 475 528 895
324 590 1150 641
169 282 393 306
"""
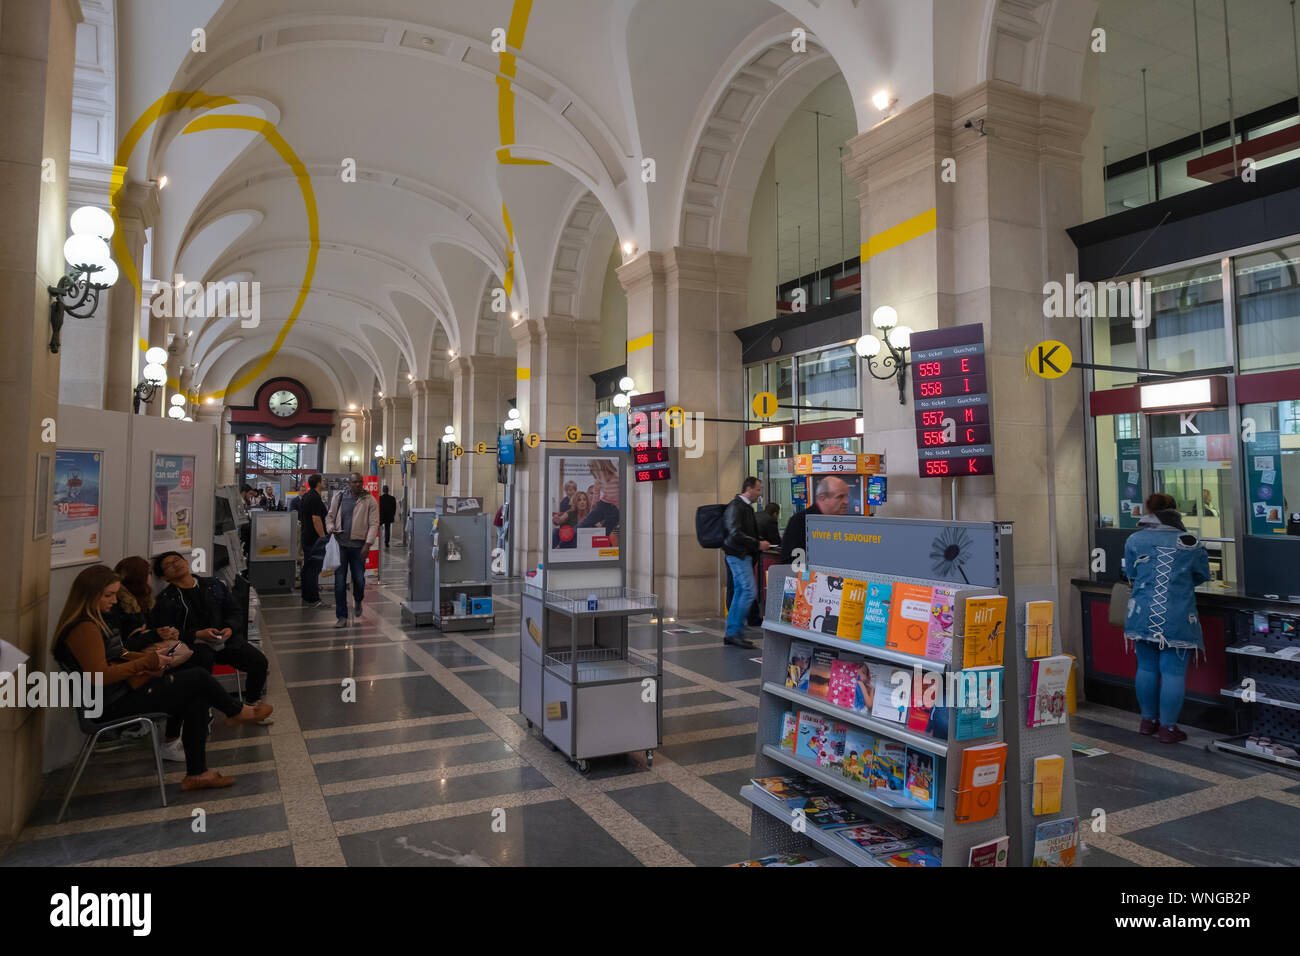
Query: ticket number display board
909 323 994 478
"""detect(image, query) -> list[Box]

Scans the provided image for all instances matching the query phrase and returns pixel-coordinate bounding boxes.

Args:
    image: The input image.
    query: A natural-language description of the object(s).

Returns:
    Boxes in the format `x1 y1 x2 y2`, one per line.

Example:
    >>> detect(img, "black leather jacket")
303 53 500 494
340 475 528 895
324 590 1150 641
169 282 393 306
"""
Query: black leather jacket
723 495 761 558
153 576 246 648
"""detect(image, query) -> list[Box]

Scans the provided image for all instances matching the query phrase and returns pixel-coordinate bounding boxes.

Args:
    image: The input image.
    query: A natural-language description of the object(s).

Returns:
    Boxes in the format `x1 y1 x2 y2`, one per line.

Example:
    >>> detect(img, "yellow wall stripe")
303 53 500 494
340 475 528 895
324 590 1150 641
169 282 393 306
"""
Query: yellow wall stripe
517 368 530 380
627 332 653 353
138 337 148 352
860 207 937 261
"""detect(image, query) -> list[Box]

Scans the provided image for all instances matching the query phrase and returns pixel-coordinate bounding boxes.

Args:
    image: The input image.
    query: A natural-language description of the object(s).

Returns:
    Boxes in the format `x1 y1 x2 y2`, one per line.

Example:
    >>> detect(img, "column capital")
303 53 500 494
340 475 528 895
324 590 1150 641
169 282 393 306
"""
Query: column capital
615 250 667 297
113 178 161 230
410 377 451 399
663 248 750 295
382 394 411 412
508 318 542 349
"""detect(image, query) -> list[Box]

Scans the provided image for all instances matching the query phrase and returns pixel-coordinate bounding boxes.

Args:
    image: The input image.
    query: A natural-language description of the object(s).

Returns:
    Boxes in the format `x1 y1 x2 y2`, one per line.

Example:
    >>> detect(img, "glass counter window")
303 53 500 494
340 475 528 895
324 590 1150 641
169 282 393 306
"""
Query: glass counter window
1146 263 1227 374
1241 400 1300 536
796 344 855 423
1235 244 1300 373
1094 413 1141 529
1149 408 1235 585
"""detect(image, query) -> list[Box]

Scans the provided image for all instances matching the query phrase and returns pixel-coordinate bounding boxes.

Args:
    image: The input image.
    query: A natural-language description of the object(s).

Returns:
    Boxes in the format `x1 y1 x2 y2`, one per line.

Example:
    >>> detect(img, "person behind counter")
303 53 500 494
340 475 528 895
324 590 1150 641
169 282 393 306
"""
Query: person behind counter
755 501 781 547
780 475 849 564
53 565 271 790
1123 492 1210 744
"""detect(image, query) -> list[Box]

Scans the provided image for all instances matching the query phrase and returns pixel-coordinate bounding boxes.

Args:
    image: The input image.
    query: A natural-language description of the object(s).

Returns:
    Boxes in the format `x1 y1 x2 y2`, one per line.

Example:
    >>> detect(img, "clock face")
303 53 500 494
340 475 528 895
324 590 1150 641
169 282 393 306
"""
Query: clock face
269 389 299 417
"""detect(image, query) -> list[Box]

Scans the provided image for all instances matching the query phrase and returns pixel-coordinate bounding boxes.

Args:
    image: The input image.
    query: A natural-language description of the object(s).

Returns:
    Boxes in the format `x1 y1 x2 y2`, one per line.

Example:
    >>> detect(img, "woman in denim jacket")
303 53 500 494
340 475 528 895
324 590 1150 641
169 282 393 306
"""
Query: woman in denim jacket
1124 493 1210 744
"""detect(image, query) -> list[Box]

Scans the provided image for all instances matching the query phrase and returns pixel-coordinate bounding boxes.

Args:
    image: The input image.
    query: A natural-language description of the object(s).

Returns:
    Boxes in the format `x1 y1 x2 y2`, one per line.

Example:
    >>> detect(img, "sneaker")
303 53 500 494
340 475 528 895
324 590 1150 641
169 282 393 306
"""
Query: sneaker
1157 725 1188 744
303 599 323 608
160 738 186 763
335 617 348 628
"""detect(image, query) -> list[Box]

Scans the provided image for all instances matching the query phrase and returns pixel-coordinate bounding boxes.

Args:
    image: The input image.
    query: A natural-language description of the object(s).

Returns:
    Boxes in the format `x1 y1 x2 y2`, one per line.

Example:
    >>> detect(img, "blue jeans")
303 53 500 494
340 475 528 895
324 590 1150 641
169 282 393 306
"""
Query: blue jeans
724 554 757 639
1134 640 1190 727
301 537 326 603
334 542 367 620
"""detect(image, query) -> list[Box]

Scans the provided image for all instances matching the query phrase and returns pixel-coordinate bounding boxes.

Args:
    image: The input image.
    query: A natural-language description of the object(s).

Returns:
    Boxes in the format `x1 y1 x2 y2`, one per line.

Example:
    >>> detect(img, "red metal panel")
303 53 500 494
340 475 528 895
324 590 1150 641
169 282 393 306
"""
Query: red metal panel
1084 592 1228 695
1089 385 1139 417
1236 368 1300 404
793 419 859 442
1186 124 1300 182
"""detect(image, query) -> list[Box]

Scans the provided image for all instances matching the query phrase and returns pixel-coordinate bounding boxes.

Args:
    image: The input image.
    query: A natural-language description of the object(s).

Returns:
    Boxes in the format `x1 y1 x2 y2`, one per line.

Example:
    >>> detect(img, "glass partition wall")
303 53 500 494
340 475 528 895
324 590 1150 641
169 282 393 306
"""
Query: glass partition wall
1087 237 1300 588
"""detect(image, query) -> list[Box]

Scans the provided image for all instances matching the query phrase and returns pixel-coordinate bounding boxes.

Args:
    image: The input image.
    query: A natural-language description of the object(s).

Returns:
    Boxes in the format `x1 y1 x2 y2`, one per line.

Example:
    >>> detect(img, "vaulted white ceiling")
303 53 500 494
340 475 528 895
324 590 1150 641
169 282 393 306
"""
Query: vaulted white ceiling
110 0 1087 402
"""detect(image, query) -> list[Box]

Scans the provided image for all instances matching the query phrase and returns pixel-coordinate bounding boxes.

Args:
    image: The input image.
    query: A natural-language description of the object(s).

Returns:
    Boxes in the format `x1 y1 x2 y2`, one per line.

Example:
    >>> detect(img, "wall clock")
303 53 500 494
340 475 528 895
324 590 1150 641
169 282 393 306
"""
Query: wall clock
269 389 299 417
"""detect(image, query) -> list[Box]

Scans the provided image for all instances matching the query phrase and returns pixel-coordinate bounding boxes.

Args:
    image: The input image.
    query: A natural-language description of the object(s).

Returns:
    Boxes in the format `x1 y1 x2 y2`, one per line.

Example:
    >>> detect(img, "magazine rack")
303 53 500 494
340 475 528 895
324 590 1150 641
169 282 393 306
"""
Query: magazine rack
743 516 1077 867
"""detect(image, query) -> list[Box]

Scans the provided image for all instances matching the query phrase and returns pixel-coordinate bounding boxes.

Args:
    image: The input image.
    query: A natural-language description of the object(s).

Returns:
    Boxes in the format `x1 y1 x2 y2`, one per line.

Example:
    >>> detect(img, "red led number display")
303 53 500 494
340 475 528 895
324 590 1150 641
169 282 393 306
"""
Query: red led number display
634 467 671 483
915 405 990 429
918 456 993 477
913 373 988 399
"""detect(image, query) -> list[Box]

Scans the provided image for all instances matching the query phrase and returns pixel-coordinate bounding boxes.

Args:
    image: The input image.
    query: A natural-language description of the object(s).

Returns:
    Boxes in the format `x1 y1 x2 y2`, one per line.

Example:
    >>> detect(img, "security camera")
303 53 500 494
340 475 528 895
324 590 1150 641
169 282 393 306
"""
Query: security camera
964 117 989 136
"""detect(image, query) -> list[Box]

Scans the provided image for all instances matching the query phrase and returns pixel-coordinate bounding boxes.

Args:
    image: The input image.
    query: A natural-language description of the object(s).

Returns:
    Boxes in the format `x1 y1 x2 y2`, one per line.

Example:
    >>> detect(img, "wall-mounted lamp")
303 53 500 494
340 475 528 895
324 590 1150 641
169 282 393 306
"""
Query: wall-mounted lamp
503 407 522 431
49 206 119 353
133 346 169 413
855 306 912 405
374 443 384 457
441 425 456 444
401 436 414 453
510 310 521 322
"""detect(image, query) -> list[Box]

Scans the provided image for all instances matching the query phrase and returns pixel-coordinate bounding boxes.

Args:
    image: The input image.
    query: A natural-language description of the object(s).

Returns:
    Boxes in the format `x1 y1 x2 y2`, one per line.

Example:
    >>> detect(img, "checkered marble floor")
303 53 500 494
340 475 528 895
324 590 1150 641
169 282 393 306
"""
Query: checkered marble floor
4 545 1299 866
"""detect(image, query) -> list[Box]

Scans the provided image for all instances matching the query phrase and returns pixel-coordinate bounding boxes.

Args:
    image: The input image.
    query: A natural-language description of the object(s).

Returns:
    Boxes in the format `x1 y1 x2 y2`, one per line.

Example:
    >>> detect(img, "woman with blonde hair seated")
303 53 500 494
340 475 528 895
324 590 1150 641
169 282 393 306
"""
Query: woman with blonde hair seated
53 565 271 791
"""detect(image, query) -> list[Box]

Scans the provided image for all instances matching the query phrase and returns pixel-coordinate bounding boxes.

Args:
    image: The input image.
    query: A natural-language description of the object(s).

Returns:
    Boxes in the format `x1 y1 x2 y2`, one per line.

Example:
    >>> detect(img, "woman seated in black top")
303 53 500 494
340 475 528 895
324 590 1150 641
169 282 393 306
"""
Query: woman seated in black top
54 565 272 791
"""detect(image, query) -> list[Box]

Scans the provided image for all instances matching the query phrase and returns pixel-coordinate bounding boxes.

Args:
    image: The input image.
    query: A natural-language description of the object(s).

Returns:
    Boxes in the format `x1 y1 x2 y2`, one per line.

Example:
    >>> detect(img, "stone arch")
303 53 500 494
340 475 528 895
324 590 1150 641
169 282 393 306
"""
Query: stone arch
546 187 617 323
981 0 1100 101
674 30 845 254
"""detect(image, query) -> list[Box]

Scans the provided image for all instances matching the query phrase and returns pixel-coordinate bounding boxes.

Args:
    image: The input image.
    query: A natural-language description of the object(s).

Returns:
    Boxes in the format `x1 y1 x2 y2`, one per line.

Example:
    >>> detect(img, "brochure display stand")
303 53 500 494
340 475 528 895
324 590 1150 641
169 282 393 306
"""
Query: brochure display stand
518 448 662 772
743 516 1078 867
431 498 493 632
1213 605 1300 768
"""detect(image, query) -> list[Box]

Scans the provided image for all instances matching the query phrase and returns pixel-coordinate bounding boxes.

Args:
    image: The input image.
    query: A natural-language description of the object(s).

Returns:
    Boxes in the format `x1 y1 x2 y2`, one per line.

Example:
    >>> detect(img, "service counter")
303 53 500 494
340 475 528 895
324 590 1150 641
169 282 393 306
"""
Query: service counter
1075 578 1300 734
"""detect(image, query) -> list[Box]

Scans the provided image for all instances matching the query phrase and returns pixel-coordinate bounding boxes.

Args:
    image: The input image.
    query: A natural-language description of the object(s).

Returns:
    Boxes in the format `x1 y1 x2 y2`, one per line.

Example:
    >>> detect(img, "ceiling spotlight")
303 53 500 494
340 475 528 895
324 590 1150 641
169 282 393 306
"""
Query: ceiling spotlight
378 391 384 398
511 311 520 321
871 90 896 115
348 403 357 410
205 397 214 404
407 372 414 381
621 241 636 256
448 349 456 357
158 175 169 189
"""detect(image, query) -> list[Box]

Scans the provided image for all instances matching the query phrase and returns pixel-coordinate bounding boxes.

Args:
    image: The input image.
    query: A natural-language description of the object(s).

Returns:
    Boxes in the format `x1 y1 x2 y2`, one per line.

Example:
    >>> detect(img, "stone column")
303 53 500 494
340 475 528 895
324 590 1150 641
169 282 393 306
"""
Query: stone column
0 0 80 842
410 377 452 508
615 250 750 615
843 85 1093 660
380 395 410 523
360 407 374 473
196 400 231 483
102 181 157 413
510 320 544 574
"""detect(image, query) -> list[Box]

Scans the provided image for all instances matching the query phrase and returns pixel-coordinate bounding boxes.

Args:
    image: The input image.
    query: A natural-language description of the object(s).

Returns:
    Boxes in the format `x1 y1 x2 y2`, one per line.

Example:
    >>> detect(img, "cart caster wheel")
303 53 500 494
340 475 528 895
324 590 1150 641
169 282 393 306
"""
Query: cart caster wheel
525 718 533 729
576 759 590 773
645 750 654 766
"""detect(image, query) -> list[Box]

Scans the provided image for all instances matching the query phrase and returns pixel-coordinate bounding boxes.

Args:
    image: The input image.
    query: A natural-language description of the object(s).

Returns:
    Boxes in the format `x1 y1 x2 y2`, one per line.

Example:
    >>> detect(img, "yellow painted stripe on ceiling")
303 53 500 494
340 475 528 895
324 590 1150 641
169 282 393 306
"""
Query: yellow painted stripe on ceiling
506 0 533 48
517 368 530 380
627 332 653 353
860 207 937 261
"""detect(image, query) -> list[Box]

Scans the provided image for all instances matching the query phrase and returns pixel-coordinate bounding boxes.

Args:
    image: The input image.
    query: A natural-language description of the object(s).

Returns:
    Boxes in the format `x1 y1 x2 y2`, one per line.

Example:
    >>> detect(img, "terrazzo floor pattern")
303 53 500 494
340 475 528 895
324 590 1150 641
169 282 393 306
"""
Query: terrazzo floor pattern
4 545 1299 867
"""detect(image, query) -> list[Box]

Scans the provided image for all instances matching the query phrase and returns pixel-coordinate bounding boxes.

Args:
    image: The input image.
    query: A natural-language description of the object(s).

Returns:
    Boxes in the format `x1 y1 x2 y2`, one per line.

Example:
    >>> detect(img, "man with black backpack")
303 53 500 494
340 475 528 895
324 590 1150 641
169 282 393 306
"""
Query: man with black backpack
721 476 770 649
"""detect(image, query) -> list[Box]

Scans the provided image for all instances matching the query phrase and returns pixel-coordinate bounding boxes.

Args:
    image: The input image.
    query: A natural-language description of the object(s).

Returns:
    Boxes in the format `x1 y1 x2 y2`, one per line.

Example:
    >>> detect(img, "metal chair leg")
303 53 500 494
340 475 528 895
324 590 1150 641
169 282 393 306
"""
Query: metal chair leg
145 718 168 809
56 732 99 825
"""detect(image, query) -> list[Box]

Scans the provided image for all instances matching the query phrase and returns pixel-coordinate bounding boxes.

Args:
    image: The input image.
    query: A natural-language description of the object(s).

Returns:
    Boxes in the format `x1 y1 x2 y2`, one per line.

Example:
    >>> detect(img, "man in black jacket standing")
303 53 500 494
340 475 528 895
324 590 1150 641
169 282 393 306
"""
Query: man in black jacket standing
781 475 849 565
722 476 770 649
378 485 398 548
153 551 271 712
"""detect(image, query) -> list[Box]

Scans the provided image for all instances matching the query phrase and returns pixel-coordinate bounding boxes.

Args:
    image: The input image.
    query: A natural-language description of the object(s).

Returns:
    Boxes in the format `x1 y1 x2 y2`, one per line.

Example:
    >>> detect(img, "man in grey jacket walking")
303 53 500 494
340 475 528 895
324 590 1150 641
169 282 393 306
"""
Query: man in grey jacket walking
326 472 380 626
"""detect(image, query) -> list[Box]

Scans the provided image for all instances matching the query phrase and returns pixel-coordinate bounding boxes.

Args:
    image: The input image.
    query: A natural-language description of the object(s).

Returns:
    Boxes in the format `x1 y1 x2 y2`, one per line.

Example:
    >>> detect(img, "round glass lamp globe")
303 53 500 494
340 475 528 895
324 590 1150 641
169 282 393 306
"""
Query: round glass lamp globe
612 393 629 408
871 305 898 329
507 408 520 420
167 406 184 419
169 393 186 407
64 234 110 271
90 259 119 288
618 376 635 392
891 325 913 349
145 347 169 366
855 334 881 358
143 363 167 384
70 206 115 239
444 425 455 435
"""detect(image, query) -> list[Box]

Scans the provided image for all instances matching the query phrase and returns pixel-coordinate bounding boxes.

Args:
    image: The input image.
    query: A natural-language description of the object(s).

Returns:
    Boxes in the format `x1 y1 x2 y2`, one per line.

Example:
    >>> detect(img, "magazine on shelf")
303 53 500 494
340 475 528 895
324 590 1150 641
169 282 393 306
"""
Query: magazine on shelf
809 574 844 635
1032 817 1079 867
837 578 869 640
870 665 909 723
968 835 1010 867
870 740 907 792
1027 655 1072 728
860 581 892 646
841 728 875 784
1025 600 1055 658
884 845 943 867
751 775 829 807
953 666 1002 740
815 721 848 768
953 741 1006 823
808 647 838 700
886 582 934 656
836 821 914 851
728 854 825 867
786 641 813 692
904 747 938 810
779 711 798 751
794 711 824 762
926 585 957 664
1033 754 1065 815
962 594 1007 667
826 658 859 709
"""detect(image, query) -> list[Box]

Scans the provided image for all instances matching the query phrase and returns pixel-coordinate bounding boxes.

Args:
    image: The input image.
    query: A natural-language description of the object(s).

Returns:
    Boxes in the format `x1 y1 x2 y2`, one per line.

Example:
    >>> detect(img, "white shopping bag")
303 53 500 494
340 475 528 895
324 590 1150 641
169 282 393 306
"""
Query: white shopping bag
322 535 341 573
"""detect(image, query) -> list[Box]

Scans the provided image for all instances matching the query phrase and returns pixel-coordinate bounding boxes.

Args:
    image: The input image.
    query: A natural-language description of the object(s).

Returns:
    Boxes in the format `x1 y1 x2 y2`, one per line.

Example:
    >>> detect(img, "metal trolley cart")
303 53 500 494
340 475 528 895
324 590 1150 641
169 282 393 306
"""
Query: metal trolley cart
519 446 662 771
520 585 663 771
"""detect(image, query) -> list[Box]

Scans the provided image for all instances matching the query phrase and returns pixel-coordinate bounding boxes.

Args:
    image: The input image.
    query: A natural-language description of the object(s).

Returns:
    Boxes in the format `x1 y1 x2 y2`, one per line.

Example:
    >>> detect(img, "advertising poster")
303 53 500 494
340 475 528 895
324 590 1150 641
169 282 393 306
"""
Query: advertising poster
547 453 621 564
1247 431 1284 536
1115 438 1141 530
51 449 102 567
252 512 293 559
151 453 195 556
